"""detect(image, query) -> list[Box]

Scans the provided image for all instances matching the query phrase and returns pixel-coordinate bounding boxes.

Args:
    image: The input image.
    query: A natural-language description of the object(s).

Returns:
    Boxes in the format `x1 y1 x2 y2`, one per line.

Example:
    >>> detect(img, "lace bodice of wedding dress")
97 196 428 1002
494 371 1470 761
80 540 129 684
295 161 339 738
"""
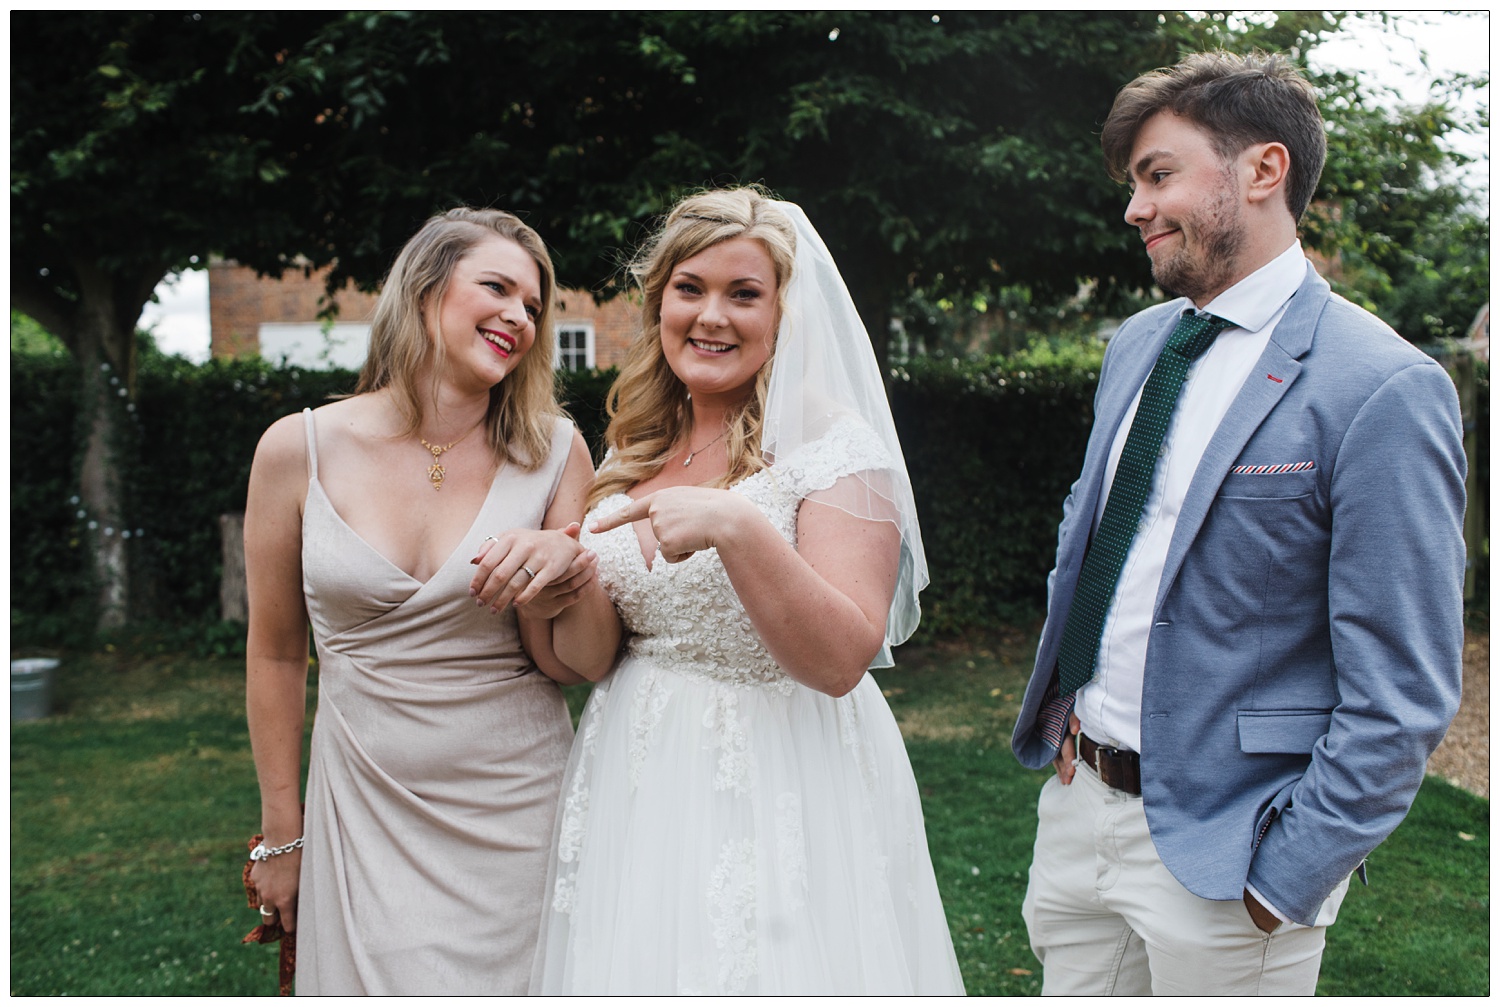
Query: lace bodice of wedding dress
586 414 894 693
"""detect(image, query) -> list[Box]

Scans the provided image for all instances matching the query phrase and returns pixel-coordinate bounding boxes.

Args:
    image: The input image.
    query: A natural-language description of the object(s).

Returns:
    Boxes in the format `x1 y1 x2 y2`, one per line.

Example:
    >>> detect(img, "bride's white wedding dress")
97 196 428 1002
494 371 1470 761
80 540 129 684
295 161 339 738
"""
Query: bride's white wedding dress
531 419 965 994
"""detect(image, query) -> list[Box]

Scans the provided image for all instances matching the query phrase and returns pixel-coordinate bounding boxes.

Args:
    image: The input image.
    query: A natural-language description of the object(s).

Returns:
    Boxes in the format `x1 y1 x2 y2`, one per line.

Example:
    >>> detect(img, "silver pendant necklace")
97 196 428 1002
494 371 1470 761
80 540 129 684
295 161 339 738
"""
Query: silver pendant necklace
682 427 728 467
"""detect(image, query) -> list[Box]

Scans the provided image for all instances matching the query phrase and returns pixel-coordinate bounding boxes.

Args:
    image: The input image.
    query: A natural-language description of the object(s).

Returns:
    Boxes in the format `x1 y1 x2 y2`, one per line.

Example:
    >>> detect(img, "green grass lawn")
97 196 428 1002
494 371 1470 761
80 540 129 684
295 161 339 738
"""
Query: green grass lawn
10 634 1489 995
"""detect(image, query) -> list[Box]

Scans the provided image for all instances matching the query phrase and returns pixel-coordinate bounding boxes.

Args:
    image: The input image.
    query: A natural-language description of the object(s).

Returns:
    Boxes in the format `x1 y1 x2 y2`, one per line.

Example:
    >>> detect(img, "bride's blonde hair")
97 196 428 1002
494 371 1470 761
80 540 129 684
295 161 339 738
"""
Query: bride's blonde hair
588 187 796 508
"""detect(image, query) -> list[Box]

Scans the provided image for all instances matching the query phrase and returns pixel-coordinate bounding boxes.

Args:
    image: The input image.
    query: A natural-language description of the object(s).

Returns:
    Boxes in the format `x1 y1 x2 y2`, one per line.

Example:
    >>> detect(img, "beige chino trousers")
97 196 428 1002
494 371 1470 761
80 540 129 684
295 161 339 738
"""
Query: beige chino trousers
1022 758 1349 996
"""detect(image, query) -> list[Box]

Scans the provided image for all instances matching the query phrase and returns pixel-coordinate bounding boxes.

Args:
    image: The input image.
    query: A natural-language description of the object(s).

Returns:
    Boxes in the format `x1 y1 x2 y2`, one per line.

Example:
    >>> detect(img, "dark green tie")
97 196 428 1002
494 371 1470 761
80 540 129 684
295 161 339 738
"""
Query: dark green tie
1055 311 1232 696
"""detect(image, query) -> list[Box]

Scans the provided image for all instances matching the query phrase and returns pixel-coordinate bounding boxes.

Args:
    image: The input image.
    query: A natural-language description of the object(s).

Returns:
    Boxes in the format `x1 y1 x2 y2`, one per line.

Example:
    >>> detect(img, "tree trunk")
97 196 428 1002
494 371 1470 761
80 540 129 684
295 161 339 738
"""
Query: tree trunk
70 263 144 631
73 332 131 629
14 252 164 632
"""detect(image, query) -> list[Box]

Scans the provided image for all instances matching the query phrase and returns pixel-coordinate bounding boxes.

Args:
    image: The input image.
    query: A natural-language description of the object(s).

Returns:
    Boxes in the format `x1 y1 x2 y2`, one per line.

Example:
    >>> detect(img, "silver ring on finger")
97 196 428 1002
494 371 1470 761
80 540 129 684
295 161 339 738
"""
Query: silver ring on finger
483 535 498 543
259 906 276 918
521 565 537 580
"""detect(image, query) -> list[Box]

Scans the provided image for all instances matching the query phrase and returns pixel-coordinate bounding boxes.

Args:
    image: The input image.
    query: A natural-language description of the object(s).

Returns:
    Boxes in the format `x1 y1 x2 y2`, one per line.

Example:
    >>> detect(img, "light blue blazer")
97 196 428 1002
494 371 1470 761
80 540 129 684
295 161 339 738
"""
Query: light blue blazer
1011 262 1466 926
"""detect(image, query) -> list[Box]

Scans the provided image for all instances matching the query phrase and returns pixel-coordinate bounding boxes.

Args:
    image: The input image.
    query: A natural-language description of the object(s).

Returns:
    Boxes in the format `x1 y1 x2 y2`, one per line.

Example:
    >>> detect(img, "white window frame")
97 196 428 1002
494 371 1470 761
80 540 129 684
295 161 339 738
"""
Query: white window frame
555 321 596 371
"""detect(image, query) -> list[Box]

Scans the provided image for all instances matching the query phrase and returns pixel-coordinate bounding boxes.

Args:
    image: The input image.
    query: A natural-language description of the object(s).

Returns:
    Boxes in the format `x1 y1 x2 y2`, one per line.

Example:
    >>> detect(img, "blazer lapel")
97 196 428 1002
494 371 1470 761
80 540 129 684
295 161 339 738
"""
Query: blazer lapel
1154 263 1331 613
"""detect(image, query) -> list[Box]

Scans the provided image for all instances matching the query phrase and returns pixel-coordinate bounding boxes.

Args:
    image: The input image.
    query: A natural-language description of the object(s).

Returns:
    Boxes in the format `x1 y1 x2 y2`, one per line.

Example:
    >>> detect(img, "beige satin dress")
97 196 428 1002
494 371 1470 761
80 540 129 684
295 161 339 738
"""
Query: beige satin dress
294 408 575 995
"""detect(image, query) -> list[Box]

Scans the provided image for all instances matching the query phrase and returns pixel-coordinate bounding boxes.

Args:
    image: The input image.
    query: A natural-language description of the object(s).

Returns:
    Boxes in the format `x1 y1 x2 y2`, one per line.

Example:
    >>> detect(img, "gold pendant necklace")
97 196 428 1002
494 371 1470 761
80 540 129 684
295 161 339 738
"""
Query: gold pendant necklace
419 424 480 491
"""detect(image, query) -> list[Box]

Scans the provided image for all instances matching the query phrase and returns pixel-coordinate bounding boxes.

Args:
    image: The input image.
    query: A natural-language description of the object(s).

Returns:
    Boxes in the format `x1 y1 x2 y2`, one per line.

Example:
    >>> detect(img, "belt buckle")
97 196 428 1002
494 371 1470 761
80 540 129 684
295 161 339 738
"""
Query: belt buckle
1095 741 1127 765
1088 739 1114 778
1096 743 1139 795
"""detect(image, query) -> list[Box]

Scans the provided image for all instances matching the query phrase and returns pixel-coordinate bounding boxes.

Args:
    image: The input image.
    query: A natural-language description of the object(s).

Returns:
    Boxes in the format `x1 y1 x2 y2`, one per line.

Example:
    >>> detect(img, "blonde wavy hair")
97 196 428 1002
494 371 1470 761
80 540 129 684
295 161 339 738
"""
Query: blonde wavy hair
355 207 562 471
589 187 796 508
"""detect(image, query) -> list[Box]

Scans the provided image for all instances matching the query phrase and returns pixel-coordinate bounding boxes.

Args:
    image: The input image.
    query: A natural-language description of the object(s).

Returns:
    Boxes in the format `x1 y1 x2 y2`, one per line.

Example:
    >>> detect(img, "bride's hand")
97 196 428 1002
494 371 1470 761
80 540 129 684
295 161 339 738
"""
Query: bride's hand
469 524 597 616
591 487 757 564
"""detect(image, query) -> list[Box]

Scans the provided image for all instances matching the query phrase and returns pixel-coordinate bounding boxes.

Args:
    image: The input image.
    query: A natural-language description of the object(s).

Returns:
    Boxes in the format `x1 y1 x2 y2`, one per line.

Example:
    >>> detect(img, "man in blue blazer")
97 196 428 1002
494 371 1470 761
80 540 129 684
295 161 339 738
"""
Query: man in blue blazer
1011 50 1465 995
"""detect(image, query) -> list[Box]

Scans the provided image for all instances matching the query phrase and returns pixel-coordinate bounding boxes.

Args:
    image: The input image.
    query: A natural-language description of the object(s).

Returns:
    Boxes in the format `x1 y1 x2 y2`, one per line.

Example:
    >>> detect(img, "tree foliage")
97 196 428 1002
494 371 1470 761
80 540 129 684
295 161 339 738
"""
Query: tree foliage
234 11 1198 344
10 11 1486 627
11 13 331 365
11 12 334 626
1307 64 1489 346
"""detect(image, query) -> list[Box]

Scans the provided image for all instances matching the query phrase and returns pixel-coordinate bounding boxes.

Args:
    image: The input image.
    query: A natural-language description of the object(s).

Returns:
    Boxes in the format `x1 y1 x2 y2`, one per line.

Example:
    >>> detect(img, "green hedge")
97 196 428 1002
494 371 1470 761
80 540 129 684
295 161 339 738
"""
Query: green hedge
131 356 360 621
10 349 87 634
890 341 1103 634
11 351 360 642
11 342 1485 645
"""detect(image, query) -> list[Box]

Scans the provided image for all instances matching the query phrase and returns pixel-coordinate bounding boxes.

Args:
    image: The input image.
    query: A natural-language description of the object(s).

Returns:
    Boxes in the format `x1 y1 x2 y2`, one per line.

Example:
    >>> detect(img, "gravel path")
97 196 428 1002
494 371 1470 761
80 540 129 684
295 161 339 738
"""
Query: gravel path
1426 629 1488 798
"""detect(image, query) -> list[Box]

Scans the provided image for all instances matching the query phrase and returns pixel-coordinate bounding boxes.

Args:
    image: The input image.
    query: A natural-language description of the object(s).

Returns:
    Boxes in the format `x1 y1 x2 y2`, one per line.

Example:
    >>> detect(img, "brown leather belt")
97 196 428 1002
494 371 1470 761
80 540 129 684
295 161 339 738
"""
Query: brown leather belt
1078 732 1141 795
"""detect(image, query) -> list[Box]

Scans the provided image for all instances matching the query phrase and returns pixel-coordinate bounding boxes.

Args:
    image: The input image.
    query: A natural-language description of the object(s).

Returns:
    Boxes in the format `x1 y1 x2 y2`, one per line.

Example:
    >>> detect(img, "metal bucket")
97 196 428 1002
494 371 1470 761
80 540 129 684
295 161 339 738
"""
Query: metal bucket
11 658 59 722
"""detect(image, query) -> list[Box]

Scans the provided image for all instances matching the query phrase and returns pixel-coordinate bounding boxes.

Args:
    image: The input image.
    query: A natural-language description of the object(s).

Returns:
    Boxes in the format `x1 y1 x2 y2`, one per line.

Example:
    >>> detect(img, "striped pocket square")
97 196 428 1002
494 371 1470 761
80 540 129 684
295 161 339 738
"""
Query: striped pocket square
1229 460 1315 475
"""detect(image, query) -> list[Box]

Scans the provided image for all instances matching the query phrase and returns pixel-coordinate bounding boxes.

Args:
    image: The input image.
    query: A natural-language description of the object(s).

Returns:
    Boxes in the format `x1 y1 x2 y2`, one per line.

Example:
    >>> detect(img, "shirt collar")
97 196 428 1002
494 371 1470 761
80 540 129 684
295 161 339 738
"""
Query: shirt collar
1201 241 1306 334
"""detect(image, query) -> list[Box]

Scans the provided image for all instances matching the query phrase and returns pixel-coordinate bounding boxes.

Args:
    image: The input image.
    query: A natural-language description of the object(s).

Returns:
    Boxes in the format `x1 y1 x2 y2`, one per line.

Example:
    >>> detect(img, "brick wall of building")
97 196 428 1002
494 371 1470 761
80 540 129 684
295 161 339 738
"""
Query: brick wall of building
554 289 639 369
208 259 380 359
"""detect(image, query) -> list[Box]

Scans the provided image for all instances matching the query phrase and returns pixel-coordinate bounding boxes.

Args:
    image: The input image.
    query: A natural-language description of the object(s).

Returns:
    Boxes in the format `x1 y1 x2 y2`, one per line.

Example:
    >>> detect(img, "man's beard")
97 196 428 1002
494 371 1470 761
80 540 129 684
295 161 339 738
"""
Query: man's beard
1151 172 1246 304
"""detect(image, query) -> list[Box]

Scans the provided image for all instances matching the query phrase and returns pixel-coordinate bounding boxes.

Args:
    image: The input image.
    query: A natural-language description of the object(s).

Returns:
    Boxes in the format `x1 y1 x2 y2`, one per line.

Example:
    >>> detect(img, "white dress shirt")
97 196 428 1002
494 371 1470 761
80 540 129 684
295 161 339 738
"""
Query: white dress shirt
1075 241 1308 754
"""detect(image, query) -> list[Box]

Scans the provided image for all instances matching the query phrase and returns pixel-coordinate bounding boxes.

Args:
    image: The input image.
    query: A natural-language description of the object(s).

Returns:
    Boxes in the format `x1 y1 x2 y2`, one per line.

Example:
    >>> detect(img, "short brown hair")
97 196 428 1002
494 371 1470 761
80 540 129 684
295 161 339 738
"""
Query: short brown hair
1101 50 1326 221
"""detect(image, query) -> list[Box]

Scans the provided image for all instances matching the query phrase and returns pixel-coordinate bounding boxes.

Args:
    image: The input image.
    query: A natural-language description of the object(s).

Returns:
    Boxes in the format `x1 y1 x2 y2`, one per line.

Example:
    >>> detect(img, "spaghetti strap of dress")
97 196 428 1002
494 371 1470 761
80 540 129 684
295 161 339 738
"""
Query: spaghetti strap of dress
301 407 319 481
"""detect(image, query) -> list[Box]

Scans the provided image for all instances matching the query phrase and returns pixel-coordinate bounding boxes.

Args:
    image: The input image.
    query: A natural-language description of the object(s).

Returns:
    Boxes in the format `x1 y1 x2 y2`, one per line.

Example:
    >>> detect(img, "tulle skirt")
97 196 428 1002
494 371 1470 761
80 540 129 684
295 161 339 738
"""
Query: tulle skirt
530 654 966 995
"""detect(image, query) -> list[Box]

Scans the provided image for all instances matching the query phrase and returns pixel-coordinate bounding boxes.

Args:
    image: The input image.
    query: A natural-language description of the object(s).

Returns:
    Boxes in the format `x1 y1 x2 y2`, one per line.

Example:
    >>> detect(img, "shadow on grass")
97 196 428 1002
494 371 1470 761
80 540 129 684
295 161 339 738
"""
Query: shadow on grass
8 633 1489 995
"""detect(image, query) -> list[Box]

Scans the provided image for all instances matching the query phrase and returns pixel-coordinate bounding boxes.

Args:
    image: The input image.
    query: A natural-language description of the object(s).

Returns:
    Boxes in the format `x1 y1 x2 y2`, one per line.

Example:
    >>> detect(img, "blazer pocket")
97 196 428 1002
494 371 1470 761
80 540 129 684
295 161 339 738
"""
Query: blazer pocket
1218 467 1317 500
1237 709 1333 754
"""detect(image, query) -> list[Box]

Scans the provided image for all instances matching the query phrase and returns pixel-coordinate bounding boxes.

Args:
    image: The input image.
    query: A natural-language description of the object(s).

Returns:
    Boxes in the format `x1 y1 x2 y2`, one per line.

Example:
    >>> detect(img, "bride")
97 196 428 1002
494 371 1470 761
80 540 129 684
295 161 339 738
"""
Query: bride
521 187 965 994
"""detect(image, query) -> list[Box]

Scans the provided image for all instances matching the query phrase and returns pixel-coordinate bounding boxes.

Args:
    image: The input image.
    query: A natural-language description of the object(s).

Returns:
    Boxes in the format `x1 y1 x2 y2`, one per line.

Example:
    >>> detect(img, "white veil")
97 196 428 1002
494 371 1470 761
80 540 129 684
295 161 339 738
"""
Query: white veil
762 200 928 668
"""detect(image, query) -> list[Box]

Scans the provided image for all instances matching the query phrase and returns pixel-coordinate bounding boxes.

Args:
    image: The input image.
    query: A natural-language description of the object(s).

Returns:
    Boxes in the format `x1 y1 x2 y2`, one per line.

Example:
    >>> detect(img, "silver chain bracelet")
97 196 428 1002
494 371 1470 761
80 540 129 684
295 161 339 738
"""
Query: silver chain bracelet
250 836 305 862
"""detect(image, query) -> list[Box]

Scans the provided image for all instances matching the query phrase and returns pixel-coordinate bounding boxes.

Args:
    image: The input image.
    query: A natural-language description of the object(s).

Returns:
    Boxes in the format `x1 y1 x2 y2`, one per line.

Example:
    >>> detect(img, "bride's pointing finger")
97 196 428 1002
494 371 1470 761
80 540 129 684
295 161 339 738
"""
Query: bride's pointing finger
589 494 654 534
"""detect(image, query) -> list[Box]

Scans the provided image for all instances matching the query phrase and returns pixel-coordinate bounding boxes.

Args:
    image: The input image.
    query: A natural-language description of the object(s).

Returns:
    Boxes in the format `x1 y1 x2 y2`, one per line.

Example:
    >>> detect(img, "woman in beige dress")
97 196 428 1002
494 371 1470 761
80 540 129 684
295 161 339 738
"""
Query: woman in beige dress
244 208 615 994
